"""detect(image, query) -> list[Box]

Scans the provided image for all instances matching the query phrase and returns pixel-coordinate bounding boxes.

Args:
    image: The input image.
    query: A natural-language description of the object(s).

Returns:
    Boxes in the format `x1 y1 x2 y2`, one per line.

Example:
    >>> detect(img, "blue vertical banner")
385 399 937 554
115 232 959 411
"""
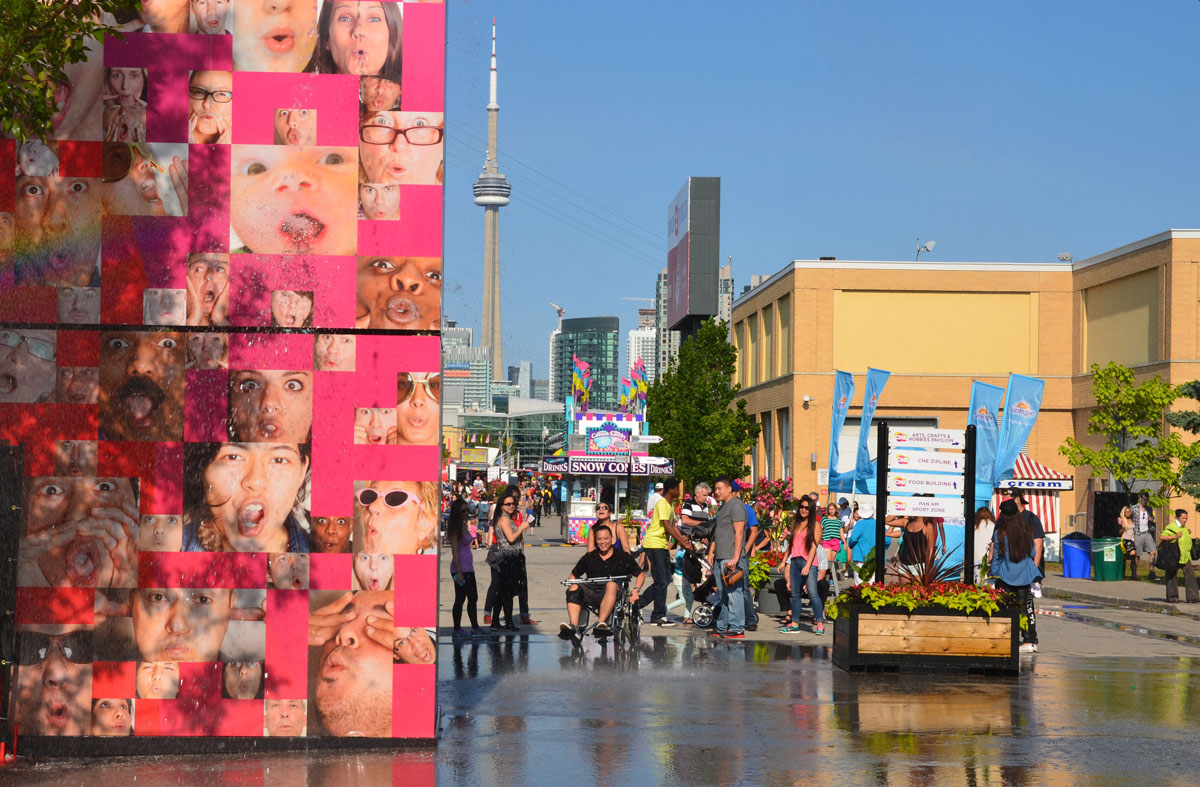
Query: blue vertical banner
828 370 856 493
968 381 1005 507
854 367 891 493
993 374 1046 485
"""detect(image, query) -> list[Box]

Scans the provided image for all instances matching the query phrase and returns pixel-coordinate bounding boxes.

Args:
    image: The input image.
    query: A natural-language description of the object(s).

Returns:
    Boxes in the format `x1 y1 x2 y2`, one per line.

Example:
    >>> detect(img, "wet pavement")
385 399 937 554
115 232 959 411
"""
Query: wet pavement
5 529 1200 784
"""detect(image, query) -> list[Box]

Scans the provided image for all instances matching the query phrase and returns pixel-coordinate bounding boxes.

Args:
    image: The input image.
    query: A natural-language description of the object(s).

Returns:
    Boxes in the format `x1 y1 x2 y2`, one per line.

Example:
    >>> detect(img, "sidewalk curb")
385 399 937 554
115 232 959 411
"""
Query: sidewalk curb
1042 586 1200 621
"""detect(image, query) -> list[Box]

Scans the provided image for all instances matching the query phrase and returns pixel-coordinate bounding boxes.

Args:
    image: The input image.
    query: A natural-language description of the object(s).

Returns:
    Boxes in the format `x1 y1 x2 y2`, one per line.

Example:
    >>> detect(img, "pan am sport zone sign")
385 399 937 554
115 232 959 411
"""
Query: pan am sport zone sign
886 496 964 518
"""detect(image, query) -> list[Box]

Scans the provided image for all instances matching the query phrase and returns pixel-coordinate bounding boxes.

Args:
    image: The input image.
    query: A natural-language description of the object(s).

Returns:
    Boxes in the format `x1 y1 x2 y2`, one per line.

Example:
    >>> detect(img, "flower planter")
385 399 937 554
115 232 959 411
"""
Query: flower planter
832 605 1020 675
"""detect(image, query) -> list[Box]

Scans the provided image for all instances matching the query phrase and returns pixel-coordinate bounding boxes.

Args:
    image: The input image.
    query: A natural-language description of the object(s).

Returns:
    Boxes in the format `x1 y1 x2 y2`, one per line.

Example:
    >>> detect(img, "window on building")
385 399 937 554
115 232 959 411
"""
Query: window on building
763 303 775 380
778 408 790 479
777 295 791 376
734 320 744 386
762 412 773 481
749 414 757 479
748 313 759 385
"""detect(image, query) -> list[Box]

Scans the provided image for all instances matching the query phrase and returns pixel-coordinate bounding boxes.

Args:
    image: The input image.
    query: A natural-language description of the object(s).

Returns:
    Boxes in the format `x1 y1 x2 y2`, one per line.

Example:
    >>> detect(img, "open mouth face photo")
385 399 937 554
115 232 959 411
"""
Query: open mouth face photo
325 1 391 75
98 330 185 442
355 256 442 330
91 698 132 736
13 175 101 288
274 108 317 145
105 68 146 105
223 660 264 699
143 288 187 326
54 440 98 476
186 253 231 326
315 334 355 371
269 552 310 589
358 111 442 185
20 475 139 589
354 407 395 445
187 332 229 369
192 0 230 34
229 369 314 443
57 286 100 324
265 699 306 736
18 140 60 177
138 514 183 552
360 76 400 112
354 552 392 590
393 626 435 665
271 290 314 328
132 588 234 662
312 589 393 737
358 182 399 220
394 372 438 445
12 625 93 736
232 0 317 72
356 481 437 555
188 70 233 142
101 143 185 217
230 145 357 255
0 329 57 404
312 515 351 553
200 442 310 553
135 661 179 698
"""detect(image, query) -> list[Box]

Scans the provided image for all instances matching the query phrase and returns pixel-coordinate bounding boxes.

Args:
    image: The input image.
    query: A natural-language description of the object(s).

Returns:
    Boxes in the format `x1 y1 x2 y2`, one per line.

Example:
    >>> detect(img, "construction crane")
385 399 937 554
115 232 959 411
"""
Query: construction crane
621 297 654 303
549 301 564 331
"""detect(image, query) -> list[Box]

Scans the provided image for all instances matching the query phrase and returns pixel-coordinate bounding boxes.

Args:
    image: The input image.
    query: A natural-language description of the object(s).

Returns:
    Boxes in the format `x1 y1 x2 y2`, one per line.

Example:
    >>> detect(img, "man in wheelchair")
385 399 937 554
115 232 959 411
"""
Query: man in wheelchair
560 524 645 640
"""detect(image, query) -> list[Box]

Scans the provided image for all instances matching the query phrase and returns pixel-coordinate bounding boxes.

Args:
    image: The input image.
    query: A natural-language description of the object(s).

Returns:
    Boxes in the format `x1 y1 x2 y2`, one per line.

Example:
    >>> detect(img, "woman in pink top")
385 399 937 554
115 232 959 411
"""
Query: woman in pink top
780 497 827 634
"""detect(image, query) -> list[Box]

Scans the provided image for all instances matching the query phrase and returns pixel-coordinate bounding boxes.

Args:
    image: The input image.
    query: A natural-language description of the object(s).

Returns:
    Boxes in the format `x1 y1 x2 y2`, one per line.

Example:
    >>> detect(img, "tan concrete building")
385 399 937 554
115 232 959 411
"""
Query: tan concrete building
731 229 1200 529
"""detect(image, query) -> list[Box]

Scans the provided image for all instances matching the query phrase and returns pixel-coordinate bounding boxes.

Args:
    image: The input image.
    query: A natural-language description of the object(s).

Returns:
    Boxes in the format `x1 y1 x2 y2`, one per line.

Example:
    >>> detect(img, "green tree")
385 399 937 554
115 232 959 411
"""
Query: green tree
1166 380 1200 511
646 318 759 488
0 0 137 140
1058 362 1198 509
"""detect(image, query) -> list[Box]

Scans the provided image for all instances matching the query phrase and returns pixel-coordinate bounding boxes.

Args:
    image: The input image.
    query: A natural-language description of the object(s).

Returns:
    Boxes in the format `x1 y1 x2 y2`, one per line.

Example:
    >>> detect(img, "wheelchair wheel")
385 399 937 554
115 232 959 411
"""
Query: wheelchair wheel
612 606 627 650
627 601 641 642
691 603 714 628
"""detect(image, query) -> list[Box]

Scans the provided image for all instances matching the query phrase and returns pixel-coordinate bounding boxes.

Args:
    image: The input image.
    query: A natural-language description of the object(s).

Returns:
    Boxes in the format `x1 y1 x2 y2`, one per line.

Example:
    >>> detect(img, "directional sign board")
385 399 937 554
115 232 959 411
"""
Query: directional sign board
886 496 964 518
636 434 663 444
887 472 965 495
888 427 966 451
890 449 964 473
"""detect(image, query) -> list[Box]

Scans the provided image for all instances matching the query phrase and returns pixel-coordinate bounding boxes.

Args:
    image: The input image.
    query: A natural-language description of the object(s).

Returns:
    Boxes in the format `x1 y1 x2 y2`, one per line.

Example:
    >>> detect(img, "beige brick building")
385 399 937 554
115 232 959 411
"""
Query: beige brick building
731 229 1200 526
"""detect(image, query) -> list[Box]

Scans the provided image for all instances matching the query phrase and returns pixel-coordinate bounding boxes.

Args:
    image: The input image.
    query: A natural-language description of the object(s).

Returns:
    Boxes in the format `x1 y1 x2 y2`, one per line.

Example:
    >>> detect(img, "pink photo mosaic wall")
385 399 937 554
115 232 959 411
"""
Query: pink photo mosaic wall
0 0 444 743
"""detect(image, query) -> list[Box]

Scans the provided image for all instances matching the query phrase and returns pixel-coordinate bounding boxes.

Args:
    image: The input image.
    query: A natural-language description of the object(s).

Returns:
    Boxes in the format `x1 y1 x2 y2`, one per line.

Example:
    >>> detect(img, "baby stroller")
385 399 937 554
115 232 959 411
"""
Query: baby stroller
678 506 721 628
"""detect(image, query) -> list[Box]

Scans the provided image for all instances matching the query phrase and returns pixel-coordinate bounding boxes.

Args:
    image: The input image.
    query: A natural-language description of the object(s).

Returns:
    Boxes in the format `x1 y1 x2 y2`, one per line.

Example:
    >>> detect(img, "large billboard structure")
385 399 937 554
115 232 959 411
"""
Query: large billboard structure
0 0 444 753
666 177 720 335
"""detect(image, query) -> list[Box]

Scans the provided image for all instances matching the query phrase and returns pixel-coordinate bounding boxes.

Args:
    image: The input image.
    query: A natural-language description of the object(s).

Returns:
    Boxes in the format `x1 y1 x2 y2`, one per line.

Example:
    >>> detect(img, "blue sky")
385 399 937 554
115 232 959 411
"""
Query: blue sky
443 1 1200 380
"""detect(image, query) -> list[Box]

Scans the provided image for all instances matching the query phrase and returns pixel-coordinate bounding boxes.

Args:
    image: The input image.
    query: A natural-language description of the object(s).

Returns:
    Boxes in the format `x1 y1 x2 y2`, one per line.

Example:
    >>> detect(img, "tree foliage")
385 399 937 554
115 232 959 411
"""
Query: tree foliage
645 318 759 488
0 0 137 140
1165 380 1200 511
1058 362 1200 508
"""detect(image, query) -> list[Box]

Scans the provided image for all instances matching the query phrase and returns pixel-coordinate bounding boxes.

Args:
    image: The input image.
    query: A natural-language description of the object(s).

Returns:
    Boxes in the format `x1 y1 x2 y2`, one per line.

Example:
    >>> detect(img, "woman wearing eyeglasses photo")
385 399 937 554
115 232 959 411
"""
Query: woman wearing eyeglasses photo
187 70 232 144
394 372 438 445
487 488 530 632
355 480 439 555
358 110 443 185
182 442 312 553
0 329 57 404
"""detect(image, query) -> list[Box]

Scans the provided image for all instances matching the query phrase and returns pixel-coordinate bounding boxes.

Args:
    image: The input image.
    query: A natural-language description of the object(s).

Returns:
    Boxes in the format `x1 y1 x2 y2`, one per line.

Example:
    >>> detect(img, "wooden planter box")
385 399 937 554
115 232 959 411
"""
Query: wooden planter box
832 605 1020 675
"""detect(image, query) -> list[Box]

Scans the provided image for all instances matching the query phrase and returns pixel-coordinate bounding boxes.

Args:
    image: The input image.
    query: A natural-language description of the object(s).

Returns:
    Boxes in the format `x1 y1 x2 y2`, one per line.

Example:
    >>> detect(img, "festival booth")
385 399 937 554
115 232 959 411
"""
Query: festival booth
991 455 1073 561
542 407 674 545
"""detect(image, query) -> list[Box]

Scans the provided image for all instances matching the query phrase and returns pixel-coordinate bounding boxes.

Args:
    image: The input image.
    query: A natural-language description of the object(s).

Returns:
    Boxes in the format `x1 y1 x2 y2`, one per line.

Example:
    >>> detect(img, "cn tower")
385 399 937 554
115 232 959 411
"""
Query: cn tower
472 18 511 379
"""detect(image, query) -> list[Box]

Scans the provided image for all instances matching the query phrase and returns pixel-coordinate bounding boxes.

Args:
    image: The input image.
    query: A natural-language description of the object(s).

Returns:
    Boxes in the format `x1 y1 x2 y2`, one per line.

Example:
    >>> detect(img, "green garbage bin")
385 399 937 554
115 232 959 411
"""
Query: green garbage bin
1093 537 1123 581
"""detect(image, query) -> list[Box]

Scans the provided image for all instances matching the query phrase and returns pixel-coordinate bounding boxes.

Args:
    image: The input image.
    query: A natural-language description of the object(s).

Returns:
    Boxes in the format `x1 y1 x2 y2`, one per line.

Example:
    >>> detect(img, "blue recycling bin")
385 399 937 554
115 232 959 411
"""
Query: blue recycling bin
1062 537 1092 579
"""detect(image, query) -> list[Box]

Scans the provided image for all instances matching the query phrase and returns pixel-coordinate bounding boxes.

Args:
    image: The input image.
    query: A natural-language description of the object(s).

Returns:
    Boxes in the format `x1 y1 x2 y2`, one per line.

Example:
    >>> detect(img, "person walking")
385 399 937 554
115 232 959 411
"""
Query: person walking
991 500 1042 653
447 498 482 637
1130 491 1159 581
733 480 761 630
708 477 747 639
972 507 996 584
1118 506 1138 579
780 497 826 634
636 478 693 626
1160 509 1197 603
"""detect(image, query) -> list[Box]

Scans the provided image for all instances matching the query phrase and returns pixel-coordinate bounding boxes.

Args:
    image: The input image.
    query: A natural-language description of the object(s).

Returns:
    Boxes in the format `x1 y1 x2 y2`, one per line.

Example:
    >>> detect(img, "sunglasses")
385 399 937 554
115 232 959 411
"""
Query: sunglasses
102 142 163 183
398 373 440 404
356 488 415 509
18 631 92 665
0 330 56 362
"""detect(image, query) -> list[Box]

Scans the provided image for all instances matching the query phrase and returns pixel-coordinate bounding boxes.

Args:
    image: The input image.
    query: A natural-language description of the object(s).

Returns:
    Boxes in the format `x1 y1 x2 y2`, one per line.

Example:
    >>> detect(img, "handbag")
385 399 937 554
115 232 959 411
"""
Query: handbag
721 562 745 586
1155 540 1180 572
485 545 500 568
1191 540 1200 562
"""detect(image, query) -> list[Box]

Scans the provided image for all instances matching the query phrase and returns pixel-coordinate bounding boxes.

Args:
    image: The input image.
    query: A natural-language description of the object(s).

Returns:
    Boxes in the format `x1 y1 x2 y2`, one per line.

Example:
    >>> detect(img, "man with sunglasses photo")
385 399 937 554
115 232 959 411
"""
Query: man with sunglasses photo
10 624 93 736
356 480 440 555
394 372 439 445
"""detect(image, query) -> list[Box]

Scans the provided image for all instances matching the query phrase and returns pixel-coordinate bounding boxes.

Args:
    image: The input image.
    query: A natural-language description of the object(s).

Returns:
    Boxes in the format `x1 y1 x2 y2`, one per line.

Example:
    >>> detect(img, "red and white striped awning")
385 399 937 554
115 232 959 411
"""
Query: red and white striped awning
1011 455 1071 481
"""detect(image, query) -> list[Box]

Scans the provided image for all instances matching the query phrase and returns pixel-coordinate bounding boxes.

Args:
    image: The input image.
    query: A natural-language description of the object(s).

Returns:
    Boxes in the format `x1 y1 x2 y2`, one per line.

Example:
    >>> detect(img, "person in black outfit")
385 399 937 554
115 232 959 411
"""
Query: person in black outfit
559 524 645 639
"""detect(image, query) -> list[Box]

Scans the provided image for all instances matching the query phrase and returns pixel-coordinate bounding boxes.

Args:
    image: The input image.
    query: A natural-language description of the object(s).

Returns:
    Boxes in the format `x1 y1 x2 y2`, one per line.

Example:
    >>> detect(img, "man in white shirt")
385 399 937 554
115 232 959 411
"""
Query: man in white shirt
646 482 663 514
1131 491 1159 581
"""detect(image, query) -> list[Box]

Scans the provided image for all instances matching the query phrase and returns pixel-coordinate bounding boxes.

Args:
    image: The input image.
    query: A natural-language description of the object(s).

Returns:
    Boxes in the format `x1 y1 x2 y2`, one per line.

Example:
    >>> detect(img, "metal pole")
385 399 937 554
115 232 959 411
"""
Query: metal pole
874 422 888 584
963 425 977 584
